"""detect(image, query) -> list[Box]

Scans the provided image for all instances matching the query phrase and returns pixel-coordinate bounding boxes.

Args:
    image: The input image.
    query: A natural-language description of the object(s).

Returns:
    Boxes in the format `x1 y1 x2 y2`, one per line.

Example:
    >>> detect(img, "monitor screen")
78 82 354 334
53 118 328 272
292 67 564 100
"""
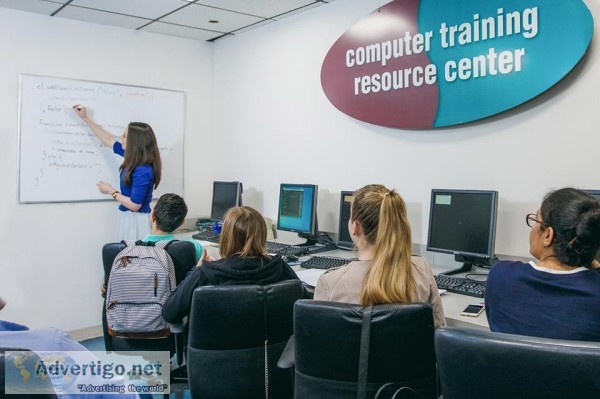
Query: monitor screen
337 191 354 248
211 181 242 221
427 189 498 259
277 183 318 235
583 190 600 204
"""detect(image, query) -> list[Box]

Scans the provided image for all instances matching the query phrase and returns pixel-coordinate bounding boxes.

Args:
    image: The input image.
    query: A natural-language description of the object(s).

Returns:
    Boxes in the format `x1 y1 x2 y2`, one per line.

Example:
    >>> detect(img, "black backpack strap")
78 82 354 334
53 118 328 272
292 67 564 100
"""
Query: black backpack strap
162 239 179 251
357 305 373 399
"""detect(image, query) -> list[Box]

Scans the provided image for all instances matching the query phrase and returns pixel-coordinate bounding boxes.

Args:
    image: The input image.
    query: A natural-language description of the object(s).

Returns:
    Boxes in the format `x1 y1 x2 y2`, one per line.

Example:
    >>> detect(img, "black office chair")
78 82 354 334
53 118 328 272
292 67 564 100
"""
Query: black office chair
101 240 196 361
1 348 57 398
186 280 304 399
434 327 600 399
288 300 438 399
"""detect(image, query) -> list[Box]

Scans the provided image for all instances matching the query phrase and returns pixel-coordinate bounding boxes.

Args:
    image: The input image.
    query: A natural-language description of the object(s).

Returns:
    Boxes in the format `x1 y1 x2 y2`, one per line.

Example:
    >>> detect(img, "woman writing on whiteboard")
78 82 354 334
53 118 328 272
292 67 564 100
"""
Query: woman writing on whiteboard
73 104 162 240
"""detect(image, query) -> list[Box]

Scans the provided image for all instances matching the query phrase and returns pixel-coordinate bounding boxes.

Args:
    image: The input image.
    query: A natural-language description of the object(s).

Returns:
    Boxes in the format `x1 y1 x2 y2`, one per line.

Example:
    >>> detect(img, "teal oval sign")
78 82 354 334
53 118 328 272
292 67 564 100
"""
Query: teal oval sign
320 0 593 129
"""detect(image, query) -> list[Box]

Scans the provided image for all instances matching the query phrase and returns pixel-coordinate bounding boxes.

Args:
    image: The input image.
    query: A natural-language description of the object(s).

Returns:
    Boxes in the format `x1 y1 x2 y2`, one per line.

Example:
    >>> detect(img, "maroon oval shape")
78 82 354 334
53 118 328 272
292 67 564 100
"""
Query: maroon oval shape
321 0 438 129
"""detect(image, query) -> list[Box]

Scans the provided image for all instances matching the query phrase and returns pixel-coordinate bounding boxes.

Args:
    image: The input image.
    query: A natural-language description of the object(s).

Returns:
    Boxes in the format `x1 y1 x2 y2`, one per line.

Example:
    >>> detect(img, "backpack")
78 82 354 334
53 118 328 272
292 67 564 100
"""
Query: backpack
106 240 177 337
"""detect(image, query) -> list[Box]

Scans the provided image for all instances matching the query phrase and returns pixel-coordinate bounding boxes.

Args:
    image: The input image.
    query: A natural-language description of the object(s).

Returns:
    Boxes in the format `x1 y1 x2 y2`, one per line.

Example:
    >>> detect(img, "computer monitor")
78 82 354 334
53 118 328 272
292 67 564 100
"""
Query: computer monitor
427 189 498 275
337 191 354 250
275 183 338 253
583 189 600 204
210 181 243 221
277 183 318 236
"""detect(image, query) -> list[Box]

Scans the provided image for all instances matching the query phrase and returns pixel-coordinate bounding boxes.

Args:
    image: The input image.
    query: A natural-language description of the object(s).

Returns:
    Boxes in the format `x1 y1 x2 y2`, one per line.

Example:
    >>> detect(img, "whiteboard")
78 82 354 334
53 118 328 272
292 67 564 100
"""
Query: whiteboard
18 74 185 203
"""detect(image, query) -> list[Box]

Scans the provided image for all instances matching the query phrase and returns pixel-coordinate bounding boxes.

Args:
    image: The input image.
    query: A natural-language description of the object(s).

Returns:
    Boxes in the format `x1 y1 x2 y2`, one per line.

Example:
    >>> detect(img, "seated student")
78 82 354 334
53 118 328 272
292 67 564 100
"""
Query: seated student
0 301 141 399
101 193 202 350
485 187 600 341
141 192 203 258
162 206 300 323
314 184 446 329
102 192 203 292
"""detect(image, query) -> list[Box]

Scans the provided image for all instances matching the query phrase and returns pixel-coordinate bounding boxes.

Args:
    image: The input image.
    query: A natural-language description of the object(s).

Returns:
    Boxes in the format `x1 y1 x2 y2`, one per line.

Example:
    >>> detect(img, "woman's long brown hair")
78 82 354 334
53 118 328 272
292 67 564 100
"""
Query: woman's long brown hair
352 185 415 305
219 206 268 258
120 122 162 189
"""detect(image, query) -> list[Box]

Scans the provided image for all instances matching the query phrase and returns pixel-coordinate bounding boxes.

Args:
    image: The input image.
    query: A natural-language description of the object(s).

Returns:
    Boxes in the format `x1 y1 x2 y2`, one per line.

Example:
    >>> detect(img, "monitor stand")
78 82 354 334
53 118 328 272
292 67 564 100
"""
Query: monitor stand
297 232 338 255
440 254 498 276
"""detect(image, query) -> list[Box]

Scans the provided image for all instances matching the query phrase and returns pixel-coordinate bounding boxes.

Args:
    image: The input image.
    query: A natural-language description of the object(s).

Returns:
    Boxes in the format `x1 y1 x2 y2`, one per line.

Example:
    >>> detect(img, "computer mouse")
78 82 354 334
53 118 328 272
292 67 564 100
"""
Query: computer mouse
284 255 299 263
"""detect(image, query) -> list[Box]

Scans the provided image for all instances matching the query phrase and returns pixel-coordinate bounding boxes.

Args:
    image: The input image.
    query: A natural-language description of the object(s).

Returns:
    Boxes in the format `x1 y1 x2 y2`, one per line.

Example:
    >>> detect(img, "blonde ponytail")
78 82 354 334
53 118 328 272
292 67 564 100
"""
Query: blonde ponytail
354 185 415 305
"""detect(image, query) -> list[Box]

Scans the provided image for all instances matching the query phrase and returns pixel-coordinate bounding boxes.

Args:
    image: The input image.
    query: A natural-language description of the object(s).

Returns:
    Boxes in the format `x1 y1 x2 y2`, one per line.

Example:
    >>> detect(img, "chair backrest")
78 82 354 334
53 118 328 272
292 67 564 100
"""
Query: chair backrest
187 279 304 399
102 240 197 286
1 348 57 399
435 327 600 399
294 300 437 399
101 240 196 352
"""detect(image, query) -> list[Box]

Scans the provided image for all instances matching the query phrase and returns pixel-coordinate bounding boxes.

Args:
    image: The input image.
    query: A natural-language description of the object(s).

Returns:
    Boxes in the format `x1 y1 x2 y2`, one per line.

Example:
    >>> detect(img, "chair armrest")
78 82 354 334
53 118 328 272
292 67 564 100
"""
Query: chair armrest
277 335 295 369
169 316 187 334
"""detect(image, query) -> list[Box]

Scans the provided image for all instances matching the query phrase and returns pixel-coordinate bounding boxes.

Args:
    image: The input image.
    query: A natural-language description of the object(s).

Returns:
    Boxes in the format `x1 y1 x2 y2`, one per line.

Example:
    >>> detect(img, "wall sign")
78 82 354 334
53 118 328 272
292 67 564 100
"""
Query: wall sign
321 0 593 129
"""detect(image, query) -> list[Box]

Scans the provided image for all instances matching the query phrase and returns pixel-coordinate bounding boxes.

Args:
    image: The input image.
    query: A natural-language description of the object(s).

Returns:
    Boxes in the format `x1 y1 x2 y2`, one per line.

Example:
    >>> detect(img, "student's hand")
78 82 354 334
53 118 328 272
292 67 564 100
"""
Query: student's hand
197 250 215 266
97 181 116 195
72 104 87 119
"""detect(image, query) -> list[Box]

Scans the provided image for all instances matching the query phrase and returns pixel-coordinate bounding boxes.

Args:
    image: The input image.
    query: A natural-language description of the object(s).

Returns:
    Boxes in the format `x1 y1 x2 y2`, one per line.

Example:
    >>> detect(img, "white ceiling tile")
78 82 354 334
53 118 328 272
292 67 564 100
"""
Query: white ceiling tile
162 3 264 32
57 5 150 29
272 2 322 21
195 0 316 19
141 21 222 41
230 19 274 35
0 0 62 15
70 0 189 20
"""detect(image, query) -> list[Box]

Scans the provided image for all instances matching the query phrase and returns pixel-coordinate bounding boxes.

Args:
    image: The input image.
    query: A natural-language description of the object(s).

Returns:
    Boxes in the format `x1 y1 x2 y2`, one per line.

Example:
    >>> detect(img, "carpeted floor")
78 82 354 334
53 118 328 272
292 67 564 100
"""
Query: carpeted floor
79 336 191 399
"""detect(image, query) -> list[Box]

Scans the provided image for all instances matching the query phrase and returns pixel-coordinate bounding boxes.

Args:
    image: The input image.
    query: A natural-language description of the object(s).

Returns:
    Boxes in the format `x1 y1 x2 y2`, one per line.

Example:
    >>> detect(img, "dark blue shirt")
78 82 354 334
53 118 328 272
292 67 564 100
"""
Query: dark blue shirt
485 260 600 342
113 141 154 213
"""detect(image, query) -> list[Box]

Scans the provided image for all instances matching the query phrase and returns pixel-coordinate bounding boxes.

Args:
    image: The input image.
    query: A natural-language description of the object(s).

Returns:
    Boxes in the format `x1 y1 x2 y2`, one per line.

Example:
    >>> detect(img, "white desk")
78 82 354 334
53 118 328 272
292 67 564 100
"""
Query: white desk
182 229 490 330
293 248 490 330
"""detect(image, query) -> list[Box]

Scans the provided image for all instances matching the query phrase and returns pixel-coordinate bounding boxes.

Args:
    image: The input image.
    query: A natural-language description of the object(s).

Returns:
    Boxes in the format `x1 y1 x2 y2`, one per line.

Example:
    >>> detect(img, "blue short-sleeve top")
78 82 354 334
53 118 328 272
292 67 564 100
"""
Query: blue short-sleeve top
113 141 154 213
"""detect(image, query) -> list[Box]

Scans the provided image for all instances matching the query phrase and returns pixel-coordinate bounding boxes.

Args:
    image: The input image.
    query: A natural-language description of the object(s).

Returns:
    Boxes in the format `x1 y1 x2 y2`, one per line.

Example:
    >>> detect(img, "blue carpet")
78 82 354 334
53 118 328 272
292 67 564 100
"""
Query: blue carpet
79 337 190 399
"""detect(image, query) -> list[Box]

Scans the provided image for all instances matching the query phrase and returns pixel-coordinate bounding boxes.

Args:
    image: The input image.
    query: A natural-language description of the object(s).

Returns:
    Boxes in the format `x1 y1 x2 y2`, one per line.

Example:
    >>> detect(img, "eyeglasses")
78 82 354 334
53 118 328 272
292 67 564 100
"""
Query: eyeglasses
526 213 548 228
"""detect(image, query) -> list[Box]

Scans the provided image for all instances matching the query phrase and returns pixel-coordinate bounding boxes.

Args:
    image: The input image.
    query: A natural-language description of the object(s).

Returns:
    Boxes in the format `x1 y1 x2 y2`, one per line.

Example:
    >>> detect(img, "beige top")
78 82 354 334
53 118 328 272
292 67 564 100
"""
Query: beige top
314 256 446 329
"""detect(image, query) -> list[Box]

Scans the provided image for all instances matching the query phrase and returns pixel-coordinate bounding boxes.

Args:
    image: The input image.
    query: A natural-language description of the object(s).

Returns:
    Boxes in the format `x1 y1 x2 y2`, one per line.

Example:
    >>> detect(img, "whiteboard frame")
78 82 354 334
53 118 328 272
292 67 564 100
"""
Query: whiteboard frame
17 73 186 204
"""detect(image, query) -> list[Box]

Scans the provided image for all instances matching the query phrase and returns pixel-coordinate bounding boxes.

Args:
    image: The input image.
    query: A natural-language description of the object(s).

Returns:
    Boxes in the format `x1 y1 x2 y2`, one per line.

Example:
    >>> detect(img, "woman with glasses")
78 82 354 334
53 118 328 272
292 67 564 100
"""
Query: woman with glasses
485 187 600 341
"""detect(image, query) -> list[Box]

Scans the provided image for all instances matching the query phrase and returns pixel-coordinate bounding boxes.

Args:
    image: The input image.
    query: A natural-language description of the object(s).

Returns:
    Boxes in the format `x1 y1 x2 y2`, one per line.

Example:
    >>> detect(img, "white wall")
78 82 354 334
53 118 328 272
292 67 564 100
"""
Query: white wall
0 8 215 330
213 0 600 259
2 0 599 331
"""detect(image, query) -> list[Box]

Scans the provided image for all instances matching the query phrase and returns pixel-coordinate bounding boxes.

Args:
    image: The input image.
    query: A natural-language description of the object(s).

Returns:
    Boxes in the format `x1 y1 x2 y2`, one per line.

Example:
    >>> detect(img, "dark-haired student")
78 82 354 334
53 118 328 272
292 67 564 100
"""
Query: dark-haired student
140 193 203 258
314 184 446 329
101 193 202 351
162 206 300 323
485 187 600 341
101 193 203 296
73 104 162 241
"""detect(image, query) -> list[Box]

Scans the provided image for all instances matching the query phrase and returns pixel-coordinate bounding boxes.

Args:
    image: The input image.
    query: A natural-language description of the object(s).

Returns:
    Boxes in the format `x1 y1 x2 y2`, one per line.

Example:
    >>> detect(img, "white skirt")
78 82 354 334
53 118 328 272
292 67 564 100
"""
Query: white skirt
116 210 151 241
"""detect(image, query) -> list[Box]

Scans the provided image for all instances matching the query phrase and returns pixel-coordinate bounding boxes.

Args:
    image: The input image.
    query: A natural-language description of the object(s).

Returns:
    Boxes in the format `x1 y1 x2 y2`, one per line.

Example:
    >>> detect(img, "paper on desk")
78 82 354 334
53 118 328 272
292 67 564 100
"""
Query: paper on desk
296 268 327 287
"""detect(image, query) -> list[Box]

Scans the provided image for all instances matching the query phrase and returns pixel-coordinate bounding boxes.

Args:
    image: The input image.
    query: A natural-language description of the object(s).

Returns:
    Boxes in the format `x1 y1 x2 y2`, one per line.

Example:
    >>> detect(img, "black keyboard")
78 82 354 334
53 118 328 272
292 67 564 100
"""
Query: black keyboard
301 256 353 270
279 246 309 256
434 274 486 298
192 230 221 243
266 241 290 253
266 242 309 256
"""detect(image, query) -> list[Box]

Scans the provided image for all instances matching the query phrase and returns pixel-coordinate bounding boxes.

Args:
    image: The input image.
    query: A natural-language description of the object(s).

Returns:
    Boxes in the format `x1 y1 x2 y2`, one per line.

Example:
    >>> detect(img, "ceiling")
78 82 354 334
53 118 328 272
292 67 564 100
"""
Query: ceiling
0 0 336 42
